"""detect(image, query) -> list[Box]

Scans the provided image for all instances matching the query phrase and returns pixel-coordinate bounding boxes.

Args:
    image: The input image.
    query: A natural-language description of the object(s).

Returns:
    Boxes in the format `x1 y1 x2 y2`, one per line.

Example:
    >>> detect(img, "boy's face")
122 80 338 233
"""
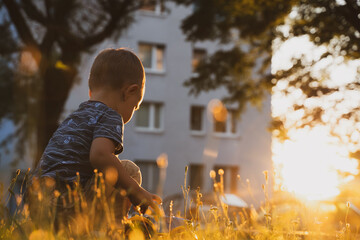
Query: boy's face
121 82 145 124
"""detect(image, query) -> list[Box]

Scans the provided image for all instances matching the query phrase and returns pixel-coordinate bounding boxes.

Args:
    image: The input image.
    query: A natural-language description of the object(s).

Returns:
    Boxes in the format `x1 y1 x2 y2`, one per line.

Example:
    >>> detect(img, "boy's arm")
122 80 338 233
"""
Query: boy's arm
90 137 161 213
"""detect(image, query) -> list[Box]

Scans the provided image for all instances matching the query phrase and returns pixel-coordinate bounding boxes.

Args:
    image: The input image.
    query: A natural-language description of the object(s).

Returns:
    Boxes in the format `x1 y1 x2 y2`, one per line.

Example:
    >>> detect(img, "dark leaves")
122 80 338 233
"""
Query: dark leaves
178 0 360 147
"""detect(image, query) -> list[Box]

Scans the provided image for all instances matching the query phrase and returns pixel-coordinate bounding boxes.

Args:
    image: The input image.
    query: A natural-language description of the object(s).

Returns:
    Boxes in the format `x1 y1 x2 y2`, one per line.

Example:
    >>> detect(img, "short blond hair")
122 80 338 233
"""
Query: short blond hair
88 48 145 91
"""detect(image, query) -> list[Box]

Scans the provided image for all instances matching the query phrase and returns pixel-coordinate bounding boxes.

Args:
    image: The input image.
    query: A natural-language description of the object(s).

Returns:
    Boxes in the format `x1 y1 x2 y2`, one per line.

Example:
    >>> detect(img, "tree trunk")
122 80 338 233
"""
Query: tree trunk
34 61 76 168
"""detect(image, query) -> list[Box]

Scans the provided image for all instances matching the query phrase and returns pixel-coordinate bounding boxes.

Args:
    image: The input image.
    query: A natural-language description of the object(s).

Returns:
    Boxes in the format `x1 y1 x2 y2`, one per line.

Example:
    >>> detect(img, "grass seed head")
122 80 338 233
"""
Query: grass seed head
23 203 30 218
210 170 216 179
105 167 118 186
81 201 87 210
44 177 55 188
37 192 43 201
120 189 127 197
31 177 40 191
346 223 350 230
16 194 22 206
263 170 268 183
170 200 173 213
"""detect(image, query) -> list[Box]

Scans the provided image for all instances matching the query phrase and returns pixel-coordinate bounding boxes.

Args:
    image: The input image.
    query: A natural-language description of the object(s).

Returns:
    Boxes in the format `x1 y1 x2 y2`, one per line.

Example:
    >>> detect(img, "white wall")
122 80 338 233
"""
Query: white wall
64 3 272 206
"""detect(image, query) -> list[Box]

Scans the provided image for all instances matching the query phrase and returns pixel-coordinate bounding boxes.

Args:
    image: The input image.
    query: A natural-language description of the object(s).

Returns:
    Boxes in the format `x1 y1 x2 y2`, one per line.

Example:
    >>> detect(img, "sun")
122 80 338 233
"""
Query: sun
271 34 360 201
272 127 358 200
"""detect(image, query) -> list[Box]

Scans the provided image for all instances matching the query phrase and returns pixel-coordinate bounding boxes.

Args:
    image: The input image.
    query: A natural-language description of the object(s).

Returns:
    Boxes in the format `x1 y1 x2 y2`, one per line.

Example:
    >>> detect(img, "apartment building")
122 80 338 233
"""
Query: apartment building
0 2 272 207
63 2 272 204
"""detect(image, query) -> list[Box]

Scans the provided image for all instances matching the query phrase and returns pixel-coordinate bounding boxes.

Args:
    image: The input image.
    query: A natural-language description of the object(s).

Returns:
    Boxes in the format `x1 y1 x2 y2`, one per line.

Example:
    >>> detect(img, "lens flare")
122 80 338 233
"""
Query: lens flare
208 99 227 122
156 153 168 168
273 127 359 200
19 48 41 75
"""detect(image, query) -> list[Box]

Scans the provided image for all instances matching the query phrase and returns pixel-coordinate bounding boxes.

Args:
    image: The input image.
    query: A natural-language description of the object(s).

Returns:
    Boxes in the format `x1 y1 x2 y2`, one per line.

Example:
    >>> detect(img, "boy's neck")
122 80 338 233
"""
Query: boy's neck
89 89 121 112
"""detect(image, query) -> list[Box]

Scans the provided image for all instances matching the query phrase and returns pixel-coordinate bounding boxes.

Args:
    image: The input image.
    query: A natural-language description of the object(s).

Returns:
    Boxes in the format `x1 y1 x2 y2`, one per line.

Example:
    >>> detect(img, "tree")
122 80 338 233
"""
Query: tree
175 0 360 153
0 0 155 167
270 0 360 151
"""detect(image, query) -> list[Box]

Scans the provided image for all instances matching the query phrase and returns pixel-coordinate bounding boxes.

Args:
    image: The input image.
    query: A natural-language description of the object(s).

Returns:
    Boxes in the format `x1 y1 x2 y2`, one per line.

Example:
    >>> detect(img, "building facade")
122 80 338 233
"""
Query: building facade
63 2 272 205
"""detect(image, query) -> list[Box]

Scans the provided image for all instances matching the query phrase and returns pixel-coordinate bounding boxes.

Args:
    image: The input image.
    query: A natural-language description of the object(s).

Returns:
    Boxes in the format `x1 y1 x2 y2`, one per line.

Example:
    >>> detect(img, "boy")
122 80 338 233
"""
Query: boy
35 48 161 220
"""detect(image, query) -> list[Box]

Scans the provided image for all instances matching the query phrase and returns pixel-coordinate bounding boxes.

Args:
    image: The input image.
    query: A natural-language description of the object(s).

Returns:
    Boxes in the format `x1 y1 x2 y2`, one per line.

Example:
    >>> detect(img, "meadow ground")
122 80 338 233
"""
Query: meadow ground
1 168 359 240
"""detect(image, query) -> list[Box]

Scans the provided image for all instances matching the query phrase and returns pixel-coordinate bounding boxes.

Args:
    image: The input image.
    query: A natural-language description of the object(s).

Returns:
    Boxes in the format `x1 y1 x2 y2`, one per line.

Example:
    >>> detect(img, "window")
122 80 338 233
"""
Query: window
190 106 205 133
138 43 165 73
135 160 159 192
189 164 204 190
213 165 239 193
213 109 238 135
192 49 206 72
140 0 165 15
135 102 163 132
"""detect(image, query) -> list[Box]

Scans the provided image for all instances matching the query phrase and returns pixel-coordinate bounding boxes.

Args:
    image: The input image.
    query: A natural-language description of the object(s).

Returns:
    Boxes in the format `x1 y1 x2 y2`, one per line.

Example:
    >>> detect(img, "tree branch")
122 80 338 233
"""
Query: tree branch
82 15 120 48
40 30 56 55
81 1 139 49
20 0 47 24
3 0 38 48
44 0 51 19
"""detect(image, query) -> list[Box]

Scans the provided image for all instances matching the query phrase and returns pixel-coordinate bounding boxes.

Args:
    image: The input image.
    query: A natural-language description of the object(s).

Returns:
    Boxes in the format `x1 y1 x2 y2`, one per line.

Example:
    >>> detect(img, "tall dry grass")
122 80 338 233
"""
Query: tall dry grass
0 167 358 239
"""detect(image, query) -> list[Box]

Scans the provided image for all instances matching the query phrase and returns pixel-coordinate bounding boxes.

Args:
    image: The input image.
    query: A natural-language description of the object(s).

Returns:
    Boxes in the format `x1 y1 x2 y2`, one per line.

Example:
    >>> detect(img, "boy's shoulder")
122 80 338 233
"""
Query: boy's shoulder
57 100 123 138
77 100 113 114
69 100 121 123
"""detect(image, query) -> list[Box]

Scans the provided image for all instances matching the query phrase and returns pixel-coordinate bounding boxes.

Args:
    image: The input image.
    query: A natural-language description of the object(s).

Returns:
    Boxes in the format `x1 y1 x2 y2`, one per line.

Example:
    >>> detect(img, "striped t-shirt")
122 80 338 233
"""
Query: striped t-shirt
37 100 124 185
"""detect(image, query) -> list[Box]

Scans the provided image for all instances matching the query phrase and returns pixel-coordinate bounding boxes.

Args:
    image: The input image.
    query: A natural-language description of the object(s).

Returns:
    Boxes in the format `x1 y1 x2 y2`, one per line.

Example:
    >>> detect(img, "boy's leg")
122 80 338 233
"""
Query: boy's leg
27 176 74 231
83 160 142 223
112 160 142 222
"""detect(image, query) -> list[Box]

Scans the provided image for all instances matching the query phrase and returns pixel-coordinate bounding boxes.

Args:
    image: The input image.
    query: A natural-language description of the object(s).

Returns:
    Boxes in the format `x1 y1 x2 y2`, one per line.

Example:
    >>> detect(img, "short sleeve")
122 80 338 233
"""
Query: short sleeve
93 109 124 154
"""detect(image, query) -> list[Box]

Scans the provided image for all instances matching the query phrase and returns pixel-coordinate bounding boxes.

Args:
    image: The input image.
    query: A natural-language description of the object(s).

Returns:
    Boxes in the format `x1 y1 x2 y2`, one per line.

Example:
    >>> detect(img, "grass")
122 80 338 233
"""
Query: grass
0 167 359 240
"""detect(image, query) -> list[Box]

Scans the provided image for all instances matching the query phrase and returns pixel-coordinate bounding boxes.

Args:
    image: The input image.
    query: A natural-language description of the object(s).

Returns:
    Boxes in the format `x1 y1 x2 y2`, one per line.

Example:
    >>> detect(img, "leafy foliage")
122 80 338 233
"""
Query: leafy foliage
175 0 294 113
175 0 360 151
273 0 360 146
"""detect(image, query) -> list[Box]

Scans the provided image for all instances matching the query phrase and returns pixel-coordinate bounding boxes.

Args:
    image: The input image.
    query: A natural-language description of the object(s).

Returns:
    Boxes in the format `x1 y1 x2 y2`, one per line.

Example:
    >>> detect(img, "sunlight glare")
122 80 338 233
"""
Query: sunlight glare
272 33 360 201
273 127 359 200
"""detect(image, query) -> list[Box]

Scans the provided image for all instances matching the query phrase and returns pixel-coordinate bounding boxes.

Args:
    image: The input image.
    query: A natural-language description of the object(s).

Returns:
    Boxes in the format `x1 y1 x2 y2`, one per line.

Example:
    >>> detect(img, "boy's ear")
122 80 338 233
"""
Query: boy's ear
124 84 140 99
89 90 92 98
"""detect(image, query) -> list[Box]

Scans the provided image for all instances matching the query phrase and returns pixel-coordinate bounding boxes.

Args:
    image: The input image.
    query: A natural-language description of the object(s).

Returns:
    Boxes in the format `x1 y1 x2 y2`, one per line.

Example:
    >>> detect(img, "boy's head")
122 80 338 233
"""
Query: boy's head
89 48 146 123
89 48 145 91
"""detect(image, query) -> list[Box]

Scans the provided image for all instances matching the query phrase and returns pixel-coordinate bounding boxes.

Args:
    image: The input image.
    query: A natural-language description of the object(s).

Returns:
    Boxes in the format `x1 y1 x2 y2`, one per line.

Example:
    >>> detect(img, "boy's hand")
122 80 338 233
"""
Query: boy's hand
90 137 162 214
129 187 162 215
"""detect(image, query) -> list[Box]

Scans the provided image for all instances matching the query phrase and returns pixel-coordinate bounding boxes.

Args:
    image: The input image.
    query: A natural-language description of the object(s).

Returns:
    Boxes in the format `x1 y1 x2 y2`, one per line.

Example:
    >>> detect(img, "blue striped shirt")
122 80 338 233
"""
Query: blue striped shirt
38 100 124 184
